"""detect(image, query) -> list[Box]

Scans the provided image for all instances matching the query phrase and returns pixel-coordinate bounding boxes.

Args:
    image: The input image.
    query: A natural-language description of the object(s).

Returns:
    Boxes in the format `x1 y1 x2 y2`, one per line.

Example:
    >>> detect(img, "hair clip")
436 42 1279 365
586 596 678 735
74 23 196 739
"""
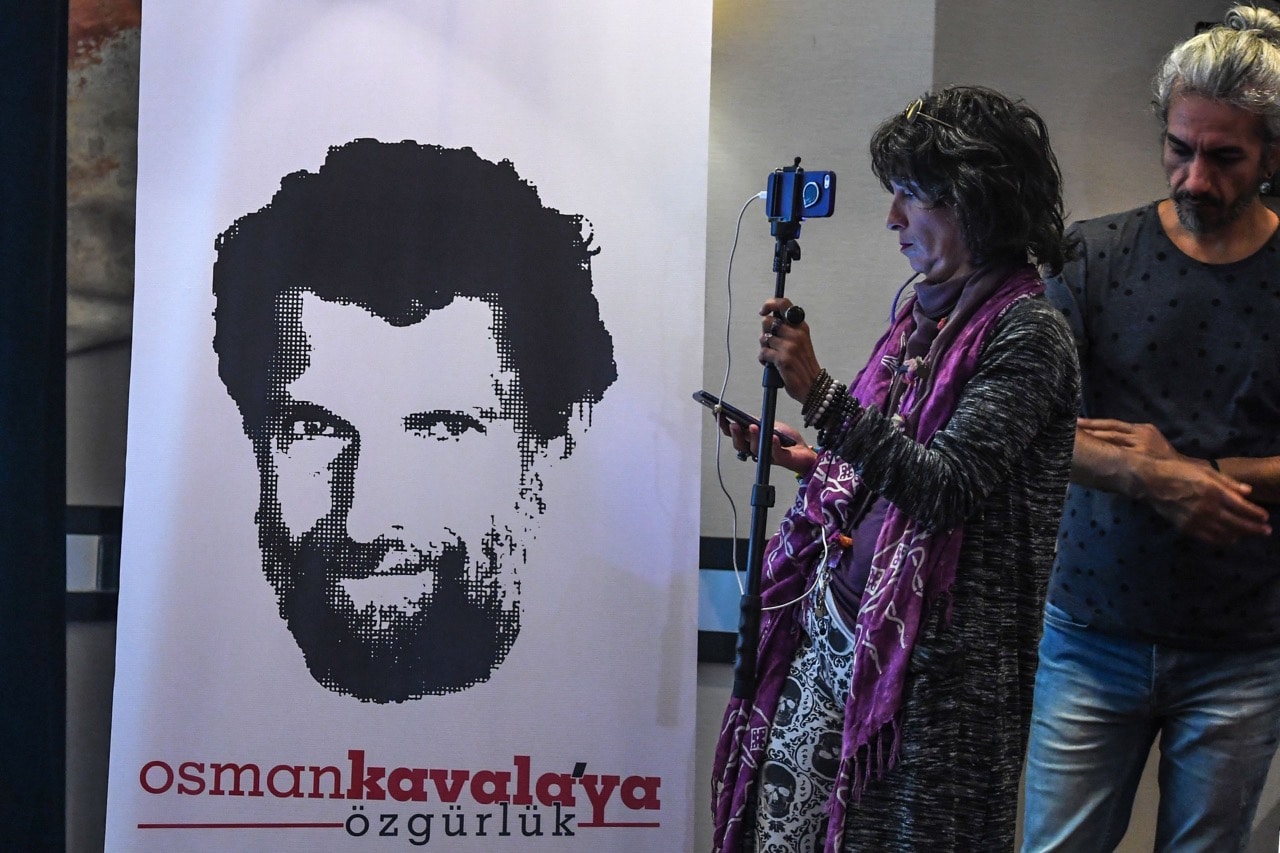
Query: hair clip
904 98 958 131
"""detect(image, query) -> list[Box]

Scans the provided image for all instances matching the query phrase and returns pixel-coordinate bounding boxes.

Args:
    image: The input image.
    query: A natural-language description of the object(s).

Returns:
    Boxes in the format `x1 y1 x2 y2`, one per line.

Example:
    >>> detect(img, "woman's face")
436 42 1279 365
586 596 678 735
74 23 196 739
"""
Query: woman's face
886 182 975 283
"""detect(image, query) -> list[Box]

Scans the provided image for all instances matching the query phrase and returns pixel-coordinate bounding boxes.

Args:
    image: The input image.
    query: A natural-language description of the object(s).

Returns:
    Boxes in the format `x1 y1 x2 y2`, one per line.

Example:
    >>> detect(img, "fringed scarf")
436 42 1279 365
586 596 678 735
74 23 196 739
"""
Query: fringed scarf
710 264 1044 853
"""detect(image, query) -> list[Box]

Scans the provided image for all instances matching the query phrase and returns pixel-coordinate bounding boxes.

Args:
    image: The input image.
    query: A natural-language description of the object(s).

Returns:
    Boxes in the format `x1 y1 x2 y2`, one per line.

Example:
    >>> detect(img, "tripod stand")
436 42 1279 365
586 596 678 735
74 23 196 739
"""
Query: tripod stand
732 158 808 701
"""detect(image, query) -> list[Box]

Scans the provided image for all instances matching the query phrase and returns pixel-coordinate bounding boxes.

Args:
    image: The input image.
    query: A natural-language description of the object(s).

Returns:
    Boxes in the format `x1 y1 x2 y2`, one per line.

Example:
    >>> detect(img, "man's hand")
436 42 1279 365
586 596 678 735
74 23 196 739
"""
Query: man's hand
1134 454 1271 544
1078 418 1179 460
1074 419 1272 545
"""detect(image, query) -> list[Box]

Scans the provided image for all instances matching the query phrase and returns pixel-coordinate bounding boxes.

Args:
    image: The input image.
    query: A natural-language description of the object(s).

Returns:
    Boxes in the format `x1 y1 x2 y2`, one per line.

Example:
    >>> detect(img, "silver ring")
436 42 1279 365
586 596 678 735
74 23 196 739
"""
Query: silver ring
763 332 773 347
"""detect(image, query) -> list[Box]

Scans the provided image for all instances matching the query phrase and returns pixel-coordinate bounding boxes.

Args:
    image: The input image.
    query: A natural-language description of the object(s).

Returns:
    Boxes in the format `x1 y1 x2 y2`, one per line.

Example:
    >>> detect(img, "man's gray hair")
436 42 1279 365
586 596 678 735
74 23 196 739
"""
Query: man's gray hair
1154 4 1280 141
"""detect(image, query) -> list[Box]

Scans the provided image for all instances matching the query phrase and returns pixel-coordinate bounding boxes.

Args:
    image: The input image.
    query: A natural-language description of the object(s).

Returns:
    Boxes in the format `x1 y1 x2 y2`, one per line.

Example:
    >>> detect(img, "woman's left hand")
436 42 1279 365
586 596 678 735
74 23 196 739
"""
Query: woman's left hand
758 297 824 403
718 415 817 476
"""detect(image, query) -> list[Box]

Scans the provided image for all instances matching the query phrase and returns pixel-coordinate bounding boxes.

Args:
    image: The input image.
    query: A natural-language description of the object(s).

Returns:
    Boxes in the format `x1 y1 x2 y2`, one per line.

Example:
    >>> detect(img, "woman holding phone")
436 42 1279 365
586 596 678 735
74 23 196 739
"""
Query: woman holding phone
711 86 1079 852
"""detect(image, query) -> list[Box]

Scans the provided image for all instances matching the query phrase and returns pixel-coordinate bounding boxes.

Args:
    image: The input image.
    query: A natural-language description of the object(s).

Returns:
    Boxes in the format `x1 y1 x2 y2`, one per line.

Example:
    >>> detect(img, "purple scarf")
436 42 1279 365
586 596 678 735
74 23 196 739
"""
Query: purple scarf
710 264 1043 853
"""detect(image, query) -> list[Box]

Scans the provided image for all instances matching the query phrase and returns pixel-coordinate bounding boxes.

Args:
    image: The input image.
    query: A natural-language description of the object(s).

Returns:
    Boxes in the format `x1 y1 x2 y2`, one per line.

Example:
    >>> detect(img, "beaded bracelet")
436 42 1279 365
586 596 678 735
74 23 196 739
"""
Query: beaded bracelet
803 370 844 430
815 383 860 448
801 369 834 422
803 381 834 427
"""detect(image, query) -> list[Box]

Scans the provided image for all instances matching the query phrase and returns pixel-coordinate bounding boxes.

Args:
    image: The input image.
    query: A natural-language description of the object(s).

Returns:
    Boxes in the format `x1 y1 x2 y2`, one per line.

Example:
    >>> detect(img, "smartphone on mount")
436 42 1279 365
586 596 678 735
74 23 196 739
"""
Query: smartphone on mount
765 168 837 223
692 390 798 447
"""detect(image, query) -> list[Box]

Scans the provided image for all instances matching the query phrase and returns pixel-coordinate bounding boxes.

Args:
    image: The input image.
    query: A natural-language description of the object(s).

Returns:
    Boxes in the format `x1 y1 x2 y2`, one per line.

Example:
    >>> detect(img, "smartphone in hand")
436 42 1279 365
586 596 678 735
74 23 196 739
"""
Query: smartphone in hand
693 390 798 447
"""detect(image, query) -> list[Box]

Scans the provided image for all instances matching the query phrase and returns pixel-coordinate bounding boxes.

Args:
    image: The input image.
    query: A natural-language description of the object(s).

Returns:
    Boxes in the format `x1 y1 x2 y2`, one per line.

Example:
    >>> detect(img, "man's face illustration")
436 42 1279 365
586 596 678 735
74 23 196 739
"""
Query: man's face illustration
213 141 617 701
257 293 526 702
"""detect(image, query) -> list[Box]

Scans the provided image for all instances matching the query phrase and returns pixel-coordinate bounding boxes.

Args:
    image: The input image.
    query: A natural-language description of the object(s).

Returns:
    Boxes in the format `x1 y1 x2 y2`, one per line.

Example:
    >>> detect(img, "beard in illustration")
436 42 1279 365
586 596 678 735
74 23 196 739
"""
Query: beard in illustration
257 505 524 702
251 295 533 703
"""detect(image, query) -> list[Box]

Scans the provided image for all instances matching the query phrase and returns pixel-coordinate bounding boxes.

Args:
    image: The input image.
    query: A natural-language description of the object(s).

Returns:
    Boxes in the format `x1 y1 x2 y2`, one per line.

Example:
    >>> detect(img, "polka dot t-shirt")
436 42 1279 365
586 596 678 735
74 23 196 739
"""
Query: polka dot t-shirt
1044 202 1280 651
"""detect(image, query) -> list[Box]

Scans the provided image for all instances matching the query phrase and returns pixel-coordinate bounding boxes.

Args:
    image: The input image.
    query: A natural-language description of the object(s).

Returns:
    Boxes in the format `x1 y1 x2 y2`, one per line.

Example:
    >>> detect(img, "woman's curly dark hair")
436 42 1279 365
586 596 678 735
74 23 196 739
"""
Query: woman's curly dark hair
870 85 1072 276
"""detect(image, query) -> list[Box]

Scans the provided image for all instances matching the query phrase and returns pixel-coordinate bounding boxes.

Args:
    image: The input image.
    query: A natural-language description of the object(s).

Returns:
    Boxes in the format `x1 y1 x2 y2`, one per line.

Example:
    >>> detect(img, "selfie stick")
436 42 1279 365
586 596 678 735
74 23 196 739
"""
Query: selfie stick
732 158 806 701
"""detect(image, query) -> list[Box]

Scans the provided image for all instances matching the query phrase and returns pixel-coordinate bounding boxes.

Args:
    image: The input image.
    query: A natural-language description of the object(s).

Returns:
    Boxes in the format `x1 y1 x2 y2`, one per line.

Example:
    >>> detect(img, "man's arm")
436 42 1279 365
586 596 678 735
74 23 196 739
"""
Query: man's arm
1070 420 1273 544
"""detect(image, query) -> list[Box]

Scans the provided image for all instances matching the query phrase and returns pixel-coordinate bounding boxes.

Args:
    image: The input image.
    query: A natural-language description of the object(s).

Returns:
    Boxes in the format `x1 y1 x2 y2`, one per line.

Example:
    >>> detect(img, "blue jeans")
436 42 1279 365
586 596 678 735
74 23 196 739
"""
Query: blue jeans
1021 602 1280 853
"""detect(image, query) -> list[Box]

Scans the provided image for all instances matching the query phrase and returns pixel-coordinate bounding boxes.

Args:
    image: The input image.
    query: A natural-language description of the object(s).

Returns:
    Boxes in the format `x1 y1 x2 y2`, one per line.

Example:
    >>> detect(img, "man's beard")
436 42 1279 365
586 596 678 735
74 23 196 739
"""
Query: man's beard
1172 185 1258 235
258 510 522 703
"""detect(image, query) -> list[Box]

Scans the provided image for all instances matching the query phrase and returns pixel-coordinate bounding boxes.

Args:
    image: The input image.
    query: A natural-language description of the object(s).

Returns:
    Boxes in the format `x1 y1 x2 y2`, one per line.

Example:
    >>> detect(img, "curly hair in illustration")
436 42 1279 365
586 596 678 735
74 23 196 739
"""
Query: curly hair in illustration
213 139 616 702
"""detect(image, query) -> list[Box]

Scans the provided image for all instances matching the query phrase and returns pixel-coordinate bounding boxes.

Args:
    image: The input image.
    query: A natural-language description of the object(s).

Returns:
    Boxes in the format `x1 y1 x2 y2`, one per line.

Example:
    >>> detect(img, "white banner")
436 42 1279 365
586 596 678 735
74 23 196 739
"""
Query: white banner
107 3 710 850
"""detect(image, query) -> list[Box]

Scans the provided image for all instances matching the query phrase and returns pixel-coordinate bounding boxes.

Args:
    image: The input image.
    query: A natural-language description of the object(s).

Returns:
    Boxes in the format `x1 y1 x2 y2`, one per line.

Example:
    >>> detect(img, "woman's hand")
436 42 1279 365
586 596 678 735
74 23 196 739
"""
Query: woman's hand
758 297 823 404
717 413 817 476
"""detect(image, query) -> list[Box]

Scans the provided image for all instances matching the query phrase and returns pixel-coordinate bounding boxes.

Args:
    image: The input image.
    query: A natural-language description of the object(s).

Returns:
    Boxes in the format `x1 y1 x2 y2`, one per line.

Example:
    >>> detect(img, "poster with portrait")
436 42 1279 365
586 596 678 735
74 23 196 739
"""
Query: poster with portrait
105 3 710 850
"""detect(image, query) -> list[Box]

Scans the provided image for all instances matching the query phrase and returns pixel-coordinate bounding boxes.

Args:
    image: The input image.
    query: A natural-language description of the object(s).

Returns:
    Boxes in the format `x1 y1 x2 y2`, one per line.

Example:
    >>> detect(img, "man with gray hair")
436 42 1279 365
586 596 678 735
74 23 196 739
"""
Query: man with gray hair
1022 6 1280 850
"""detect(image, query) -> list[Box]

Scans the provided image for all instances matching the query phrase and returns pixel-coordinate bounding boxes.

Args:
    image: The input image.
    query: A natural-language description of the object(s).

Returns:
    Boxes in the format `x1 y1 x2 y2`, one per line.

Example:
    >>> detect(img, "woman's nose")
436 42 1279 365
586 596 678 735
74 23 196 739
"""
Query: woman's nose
886 198 906 231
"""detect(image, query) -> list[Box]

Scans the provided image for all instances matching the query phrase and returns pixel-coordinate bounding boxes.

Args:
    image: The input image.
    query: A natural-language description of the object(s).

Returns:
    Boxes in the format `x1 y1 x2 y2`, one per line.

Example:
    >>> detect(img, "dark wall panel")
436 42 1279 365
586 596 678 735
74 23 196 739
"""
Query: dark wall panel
0 1 68 849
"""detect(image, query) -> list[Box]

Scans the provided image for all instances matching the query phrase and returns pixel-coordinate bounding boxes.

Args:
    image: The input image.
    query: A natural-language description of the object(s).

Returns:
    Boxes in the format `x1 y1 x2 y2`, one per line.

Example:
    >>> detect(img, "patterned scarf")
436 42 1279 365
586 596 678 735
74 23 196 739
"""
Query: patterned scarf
710 264 1043 853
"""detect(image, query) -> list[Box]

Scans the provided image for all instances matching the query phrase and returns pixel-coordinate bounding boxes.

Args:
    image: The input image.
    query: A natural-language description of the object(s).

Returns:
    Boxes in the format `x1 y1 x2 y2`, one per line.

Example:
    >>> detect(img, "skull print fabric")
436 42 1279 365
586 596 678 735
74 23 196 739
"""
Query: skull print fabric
753 595 855 852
